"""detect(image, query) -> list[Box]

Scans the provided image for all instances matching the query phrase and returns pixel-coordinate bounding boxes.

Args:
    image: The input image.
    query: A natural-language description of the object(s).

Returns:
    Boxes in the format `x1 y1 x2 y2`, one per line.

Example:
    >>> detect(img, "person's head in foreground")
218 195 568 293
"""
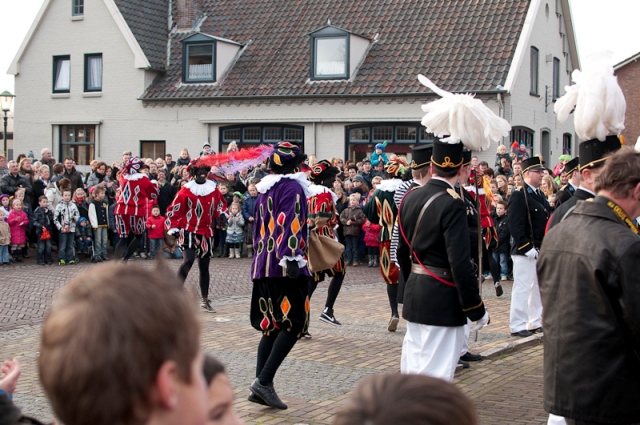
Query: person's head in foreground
332 373 478 425
201 354 244 425
39 263 208 425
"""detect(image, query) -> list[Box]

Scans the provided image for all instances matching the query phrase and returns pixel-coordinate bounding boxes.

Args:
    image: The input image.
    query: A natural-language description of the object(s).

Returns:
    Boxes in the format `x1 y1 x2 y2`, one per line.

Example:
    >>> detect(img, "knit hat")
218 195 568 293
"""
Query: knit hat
78 217 88 225
353 175 366 183
375 141 388 151
203 141 211 148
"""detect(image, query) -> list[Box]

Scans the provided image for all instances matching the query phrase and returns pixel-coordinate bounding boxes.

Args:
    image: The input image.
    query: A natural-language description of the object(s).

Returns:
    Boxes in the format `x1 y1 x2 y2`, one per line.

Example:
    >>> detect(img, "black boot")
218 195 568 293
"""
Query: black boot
250 378 288 410
373 255 379 267
367 255 373 267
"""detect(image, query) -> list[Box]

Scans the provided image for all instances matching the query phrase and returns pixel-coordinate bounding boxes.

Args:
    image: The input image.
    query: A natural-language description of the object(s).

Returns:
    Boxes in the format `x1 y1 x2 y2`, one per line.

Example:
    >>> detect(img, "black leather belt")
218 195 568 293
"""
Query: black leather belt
411 264 453 279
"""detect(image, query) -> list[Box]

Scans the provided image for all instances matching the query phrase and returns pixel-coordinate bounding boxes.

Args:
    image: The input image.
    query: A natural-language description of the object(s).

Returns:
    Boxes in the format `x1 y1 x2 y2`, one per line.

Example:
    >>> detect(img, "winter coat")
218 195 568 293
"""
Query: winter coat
33 206 54 237
242 194 258 221
0 221 10 245
1 173 32 198
86 171 112 191
54 201 80 233
493 212 510 254
156 180 176 216
8 210 28 245
146 215 165 239
88 199 109 229
226 212 244 243
371 151 388 166
44 181 65 210
339 205 366 236
362 219 381 247
62 167 84 193
33 178 50 201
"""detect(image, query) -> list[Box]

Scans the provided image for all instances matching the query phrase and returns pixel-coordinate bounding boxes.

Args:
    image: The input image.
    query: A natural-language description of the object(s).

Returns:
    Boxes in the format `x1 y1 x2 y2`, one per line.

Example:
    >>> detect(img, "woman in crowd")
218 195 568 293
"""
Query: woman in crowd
33 164 51 201
495 175 508 199
541 174 558 200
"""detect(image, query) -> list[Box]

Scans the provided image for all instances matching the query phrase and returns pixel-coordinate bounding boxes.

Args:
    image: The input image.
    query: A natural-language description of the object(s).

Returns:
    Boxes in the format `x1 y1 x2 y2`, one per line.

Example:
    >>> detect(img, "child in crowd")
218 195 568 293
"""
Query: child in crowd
73 188 89 219
0 209 10 264
146 205 165 260
33 195 54 265
242 183 258 259
88 186 110 262
226 202 244 259
201 141 212 157
8 199 28 263
232 191 243 205
0 194 10 218
371 141 389 166
495 144 510 168
340 193 366 266
75 218 92 255
108 188 120 255
492 200 511 280
54 189 80 265
216 183 231 257
162 230 183 259
14 188 33 257
362 218 381 267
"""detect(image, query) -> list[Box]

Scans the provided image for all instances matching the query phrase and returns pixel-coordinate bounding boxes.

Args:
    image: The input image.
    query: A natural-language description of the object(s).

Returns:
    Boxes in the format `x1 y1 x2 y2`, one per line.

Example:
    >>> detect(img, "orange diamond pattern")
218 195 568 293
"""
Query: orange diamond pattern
280 296 291 316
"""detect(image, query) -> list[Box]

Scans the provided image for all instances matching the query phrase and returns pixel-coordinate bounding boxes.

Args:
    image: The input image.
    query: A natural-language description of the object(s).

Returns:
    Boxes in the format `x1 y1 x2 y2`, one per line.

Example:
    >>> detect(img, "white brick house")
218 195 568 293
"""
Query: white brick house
10 0 578 170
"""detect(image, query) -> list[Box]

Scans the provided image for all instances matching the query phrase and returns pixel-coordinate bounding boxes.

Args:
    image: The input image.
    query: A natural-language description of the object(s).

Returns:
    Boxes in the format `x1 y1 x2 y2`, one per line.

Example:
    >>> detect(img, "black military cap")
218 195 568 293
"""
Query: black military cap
462 149 473 167
410 144 433 169
521 156 545 173
579 135 622 170
431 139 463 171
561 157 580 176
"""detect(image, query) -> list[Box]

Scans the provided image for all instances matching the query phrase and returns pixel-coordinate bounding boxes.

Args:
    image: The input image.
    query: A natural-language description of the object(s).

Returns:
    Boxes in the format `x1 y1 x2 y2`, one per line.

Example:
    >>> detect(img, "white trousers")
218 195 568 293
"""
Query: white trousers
460 319 471 356
401 322 465 382
509 255 542 333
547 414 566 424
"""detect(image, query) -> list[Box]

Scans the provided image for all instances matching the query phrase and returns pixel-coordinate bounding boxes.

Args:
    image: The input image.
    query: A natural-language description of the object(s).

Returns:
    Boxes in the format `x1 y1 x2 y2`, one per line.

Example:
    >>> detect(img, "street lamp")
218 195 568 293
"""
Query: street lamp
0 90 15 158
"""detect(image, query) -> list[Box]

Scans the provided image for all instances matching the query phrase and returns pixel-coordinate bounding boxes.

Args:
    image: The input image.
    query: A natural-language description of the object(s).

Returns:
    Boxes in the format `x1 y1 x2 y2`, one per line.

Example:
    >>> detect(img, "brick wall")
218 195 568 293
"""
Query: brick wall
616 60 640 145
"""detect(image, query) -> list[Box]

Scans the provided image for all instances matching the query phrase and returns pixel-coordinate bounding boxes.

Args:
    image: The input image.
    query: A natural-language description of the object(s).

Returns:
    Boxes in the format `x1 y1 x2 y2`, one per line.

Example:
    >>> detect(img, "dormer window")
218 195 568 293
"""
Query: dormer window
181 33 243 84
185 43 215 82
309 25 372 81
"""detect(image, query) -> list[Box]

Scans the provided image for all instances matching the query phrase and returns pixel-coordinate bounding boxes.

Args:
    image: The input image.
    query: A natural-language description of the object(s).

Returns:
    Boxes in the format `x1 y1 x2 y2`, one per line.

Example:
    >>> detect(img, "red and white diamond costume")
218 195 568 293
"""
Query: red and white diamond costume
115 173 158 237
165 179 228 257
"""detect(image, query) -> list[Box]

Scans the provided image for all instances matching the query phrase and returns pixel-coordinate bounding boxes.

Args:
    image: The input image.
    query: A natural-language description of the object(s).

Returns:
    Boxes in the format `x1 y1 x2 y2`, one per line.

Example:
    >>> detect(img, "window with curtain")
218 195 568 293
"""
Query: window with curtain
72 0 84 16
53 56 70 93
84 53 102 92
185 43 215 82
310 26 350 80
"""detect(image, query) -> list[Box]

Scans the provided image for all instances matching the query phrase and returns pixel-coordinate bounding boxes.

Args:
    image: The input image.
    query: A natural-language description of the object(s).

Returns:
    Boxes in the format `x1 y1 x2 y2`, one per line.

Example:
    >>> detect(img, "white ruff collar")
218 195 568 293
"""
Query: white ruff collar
122 172 146 181
307 184 339 203
256 172 313 197
376 179 403 192
185 179 217 196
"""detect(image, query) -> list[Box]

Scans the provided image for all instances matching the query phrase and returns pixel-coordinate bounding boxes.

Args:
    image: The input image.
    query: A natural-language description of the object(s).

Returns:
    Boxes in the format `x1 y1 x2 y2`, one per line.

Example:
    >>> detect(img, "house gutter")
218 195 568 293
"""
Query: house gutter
138 90 508 103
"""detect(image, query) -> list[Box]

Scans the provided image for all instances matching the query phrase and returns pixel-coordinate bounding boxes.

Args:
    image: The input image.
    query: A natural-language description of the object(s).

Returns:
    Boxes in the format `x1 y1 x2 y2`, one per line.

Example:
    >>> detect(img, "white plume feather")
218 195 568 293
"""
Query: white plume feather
635 136 640 153
554 52 625 141
418 74 511 151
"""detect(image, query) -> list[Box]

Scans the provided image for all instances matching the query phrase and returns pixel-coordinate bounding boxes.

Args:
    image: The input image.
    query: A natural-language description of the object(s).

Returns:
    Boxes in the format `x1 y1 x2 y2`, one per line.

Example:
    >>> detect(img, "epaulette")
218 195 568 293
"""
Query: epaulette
446 188 460 199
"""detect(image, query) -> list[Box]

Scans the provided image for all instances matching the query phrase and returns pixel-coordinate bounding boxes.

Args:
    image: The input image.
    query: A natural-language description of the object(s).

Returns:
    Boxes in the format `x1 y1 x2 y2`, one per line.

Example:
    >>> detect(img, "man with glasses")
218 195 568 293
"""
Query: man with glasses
507 156 550 337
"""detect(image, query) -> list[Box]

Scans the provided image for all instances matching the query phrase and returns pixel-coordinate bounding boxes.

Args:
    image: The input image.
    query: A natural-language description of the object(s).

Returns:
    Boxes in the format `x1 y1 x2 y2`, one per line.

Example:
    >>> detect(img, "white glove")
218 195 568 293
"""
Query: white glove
473 311 490 332
525 248 538 260
167 228 179 236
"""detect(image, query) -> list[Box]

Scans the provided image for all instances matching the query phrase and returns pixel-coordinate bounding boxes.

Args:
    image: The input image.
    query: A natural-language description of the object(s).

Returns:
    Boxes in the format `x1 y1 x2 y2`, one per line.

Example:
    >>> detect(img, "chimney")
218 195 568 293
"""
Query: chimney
175 0 204 32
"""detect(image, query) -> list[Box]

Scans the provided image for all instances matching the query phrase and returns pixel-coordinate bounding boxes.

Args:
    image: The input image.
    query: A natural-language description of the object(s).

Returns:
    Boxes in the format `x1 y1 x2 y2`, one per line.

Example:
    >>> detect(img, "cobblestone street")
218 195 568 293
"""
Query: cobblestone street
1 257 546 424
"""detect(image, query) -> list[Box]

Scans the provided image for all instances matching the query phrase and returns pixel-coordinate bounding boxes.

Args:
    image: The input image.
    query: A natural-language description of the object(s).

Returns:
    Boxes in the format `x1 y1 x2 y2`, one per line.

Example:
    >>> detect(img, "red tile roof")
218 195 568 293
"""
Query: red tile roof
142 0 530 100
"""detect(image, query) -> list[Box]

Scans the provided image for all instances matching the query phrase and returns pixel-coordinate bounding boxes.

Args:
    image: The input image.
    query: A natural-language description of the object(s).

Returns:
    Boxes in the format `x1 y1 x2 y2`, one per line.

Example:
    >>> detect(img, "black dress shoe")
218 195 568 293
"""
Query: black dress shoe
494 282 504 297
460 352 483 362
511 330 534 337
530 327 543 334
248 392 268 406
250 378 287 410
458 358 470 369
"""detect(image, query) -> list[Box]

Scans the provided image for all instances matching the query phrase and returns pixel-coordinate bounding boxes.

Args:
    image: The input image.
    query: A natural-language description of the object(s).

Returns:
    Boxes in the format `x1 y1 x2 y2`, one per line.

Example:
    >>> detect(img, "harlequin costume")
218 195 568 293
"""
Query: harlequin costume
165 159 228 313
307 159 345 327
114 157 158 260
364 158 407 331
248 141 312 410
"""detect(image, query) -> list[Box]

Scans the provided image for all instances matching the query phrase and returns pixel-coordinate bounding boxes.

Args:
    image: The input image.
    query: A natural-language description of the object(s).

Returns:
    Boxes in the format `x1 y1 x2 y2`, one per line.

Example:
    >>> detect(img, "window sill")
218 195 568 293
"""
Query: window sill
51 93 70 98
71 15 84 21
529 93 540 97
82 92 102 98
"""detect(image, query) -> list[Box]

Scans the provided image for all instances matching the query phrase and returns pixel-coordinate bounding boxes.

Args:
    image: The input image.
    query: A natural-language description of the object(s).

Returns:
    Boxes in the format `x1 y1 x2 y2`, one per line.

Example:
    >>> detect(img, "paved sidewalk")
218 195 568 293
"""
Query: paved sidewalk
1 257 544 424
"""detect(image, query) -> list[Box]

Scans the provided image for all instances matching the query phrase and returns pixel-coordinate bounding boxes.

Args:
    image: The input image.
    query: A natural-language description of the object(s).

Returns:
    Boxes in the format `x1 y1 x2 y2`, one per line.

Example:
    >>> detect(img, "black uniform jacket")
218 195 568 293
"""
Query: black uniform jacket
397 178 485 327
538 197 640 423
508 183 550 256
546 187 593 231
555 183 576 206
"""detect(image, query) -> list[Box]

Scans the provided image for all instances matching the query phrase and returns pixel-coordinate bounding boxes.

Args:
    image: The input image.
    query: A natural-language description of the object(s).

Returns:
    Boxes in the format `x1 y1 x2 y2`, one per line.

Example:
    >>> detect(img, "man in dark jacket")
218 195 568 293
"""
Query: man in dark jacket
0 161 32 198
538 147 640 424
62 158 83 193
